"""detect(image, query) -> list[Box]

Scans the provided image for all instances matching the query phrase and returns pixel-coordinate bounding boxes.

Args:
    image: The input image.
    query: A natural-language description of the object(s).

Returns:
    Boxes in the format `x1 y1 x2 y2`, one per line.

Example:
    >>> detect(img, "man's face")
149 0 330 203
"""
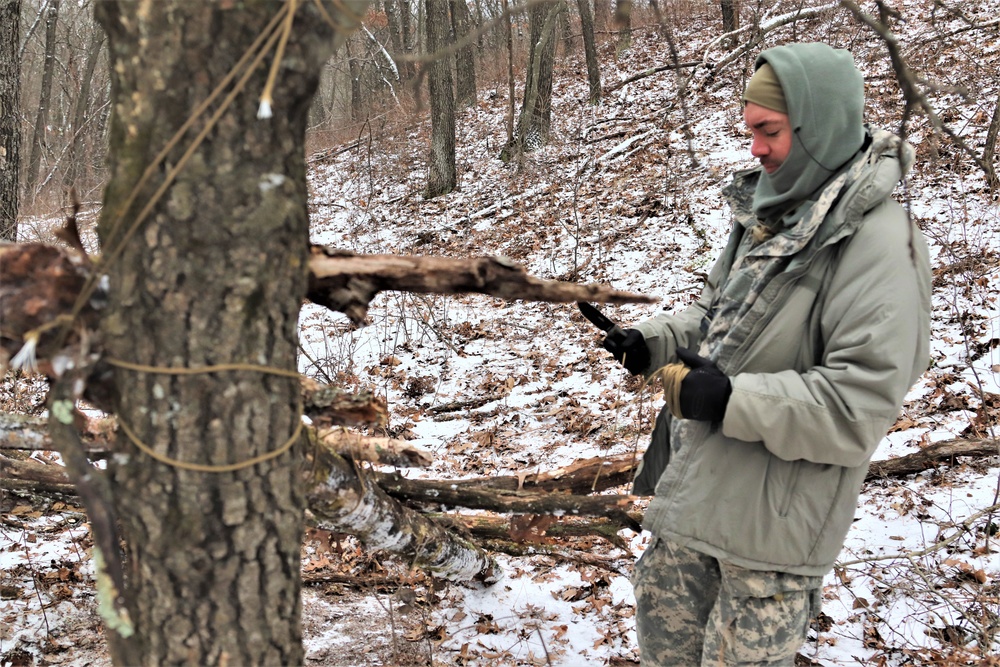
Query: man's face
744 102 793 174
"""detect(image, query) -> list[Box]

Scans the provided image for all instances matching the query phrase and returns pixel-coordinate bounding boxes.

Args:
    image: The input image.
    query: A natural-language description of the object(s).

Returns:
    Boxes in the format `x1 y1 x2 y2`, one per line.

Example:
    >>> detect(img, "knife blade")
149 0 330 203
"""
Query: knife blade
577 302 626 342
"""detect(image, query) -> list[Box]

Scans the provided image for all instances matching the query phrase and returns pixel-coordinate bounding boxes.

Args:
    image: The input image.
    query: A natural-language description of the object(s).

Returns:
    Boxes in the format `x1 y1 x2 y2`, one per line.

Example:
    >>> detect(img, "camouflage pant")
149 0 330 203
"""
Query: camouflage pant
632 536 822 666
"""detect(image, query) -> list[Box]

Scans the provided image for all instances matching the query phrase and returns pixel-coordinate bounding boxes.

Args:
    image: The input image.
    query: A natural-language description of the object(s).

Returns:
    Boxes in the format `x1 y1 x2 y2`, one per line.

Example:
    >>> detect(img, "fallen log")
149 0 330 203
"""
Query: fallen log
373 470 641 530
866 438 999 480
305 439 503 583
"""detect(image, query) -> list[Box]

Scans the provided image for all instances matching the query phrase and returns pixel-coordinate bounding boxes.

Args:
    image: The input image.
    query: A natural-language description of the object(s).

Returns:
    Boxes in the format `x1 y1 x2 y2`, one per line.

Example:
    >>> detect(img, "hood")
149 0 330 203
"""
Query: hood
752 43 867 219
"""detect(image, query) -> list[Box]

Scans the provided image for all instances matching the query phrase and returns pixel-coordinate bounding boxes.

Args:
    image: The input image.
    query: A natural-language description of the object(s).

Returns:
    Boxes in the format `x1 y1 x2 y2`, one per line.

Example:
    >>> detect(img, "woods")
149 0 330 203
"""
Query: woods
3 1 1000 665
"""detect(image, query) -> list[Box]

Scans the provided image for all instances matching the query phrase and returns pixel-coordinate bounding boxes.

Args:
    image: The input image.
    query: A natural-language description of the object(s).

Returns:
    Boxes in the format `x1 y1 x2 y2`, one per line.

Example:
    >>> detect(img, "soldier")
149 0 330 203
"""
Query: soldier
602 43 932 665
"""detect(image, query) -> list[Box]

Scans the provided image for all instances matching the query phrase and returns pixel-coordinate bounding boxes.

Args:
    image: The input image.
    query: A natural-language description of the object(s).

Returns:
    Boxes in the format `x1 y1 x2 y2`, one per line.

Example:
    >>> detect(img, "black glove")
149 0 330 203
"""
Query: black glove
602 329 650 375
676 347 732 422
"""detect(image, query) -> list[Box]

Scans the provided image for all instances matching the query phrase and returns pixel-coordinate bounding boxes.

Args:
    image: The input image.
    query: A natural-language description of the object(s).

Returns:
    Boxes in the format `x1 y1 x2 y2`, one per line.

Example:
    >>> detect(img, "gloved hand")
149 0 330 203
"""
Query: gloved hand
676 347 732 422
602 329 650 376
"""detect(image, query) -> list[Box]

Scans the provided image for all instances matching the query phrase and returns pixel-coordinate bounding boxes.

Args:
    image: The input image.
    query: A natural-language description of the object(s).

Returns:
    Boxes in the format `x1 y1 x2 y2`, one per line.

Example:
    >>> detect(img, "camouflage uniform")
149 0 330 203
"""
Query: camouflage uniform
633 537 821 666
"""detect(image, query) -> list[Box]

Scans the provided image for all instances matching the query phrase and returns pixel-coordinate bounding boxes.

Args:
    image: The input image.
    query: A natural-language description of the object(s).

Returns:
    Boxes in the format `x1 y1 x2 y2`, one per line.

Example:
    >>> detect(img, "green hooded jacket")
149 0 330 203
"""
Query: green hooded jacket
630 44 932 576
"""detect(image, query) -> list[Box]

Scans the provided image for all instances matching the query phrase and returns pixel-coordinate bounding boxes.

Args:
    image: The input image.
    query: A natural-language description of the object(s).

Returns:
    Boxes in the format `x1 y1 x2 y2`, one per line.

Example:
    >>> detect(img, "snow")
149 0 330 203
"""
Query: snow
4 0 1000 665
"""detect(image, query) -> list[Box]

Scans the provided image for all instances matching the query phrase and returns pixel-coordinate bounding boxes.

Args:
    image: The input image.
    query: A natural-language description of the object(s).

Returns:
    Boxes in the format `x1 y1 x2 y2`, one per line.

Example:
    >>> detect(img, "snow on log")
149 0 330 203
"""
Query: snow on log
306 439 503 583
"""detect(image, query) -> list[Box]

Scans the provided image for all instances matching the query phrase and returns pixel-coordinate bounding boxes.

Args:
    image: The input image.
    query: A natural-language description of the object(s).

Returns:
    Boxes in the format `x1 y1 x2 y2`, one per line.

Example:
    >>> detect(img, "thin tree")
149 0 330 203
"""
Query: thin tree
577 0 602 104
0 0 20 240
502 2 560 162
89 1 361 663
451 0 477 108
64 25 105 193
425 0 457 196
25 0 60 199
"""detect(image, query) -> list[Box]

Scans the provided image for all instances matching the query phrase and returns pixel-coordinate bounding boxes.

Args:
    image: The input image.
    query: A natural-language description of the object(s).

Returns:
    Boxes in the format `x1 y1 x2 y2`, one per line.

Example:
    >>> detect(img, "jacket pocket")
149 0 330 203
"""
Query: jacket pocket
778 465 801 518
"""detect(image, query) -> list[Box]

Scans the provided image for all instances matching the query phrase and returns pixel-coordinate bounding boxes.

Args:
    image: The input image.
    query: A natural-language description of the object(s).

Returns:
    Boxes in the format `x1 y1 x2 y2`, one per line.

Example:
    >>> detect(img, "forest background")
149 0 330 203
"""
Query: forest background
1 0 999 665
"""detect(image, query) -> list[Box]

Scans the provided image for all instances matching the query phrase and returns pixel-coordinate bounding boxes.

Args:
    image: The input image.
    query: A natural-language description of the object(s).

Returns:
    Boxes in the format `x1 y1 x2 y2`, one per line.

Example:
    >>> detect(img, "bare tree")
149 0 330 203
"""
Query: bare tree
425 0 457 196
502 1 560 162
24 0 59 199
577 0 602 103
451 0 477 108
0 0 20 240
720 0 739 33
63 25 105 192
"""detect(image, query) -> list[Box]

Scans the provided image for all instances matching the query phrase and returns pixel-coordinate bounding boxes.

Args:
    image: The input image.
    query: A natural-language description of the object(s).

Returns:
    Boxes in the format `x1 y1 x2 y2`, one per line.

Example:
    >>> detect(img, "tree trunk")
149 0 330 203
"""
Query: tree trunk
577 0 602 104
63 26 105 192
451 0 477 108
614 0 631 53
720 0 739 33
92 2 361 664
594 0 609 31
383 0 414 83
424 0 456 197
346 38 364 122
984 93 1000 173
0 0 20 241
503 2 559 161
25 0 59 199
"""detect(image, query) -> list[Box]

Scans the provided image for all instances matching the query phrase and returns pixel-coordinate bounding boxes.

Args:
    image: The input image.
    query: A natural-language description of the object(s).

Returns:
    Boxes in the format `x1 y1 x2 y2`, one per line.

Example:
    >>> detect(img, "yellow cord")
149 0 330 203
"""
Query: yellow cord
117 411 303 474
107 357 304 473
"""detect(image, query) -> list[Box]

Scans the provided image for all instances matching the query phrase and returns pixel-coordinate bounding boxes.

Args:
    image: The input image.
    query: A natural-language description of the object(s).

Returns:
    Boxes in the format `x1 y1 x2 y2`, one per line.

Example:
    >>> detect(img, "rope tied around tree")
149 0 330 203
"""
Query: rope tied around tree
106 357 305 473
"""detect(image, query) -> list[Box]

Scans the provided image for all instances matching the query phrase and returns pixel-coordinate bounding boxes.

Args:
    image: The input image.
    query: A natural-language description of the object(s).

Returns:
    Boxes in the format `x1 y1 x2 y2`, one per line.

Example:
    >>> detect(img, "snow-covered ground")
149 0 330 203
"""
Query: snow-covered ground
3 1 999 665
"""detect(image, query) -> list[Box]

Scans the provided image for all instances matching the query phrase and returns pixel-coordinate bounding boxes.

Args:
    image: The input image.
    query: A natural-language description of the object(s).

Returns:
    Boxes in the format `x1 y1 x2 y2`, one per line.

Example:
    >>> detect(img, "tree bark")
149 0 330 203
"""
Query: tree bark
451 0 477 108
306 439 502 582
502 3 560 161
577 0 602 104
424 0 456 197
0 0 20 241
91 2 361 664
24 0 59 199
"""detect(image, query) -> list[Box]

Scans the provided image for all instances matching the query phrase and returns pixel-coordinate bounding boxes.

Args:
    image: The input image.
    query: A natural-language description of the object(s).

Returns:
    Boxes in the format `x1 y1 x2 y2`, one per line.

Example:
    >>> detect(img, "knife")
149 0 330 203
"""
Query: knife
577 302 627 343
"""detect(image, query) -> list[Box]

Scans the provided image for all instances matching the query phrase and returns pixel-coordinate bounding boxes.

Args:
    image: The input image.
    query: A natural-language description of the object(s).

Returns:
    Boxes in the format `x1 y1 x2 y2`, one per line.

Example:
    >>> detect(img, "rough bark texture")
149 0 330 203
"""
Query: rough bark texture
91 2 360 664
0 0 20 241
25 0 59 197
425 0 457 197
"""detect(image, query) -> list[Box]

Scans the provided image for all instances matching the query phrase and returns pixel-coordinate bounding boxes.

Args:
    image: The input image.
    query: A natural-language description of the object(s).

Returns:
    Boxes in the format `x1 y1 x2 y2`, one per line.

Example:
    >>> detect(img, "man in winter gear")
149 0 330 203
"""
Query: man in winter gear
603 43 931 665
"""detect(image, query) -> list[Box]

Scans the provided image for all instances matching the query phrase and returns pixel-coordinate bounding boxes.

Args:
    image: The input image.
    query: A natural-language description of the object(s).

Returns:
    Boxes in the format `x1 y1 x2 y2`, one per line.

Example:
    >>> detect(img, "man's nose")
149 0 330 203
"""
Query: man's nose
750 135 769 158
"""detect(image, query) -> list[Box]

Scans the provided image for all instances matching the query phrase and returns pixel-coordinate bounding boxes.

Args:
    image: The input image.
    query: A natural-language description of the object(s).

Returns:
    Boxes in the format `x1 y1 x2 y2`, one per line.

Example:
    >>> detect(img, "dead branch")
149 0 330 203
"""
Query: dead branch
707 2 841 75
603 61 699 94
317 428 432 467
306 246 656 324
840 0 999 187
866 438 999 480
2 242 655 371
301 377 387 429
373 470 641 530
448 512 643 547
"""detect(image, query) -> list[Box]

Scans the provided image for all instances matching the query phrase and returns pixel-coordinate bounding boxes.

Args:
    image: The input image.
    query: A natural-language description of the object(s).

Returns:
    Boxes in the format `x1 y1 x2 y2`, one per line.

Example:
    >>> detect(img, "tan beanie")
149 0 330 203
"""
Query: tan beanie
742 63 788 114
